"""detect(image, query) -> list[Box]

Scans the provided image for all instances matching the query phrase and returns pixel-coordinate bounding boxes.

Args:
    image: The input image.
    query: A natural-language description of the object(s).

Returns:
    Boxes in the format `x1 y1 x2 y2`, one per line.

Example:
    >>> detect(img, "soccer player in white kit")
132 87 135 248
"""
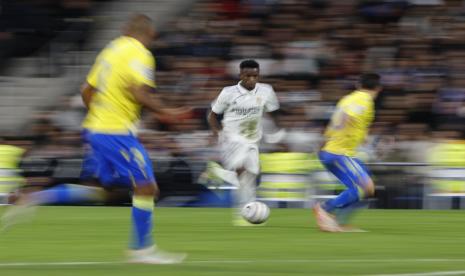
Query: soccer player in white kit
208 59 281 226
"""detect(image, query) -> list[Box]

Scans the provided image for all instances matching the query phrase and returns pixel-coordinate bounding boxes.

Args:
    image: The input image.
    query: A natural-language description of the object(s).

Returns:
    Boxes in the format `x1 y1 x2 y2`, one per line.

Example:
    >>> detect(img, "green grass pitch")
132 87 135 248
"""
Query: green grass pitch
1 207 465 276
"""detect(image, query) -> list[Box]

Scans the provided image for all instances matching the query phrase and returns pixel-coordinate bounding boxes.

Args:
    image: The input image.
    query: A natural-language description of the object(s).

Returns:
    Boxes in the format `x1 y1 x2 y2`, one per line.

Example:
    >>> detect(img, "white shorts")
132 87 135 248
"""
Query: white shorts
221 139 259 175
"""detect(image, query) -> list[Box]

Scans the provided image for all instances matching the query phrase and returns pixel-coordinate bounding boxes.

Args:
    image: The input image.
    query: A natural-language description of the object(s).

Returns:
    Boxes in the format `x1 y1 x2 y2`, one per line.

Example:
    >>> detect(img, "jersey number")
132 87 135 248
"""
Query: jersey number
240 120 258 139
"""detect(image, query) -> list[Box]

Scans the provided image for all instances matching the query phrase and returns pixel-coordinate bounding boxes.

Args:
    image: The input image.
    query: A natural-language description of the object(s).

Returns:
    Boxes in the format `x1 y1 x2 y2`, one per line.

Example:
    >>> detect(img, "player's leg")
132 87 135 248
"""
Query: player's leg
11 134 109 207
318 151 366 211
1 135 107 229
237 170 257 207
317 151 372 231
314 151 358 232
220 140 245 222
235 146 259 208
102 135 185 264
221 141 258 226
238 145 260 207
333 158 373 231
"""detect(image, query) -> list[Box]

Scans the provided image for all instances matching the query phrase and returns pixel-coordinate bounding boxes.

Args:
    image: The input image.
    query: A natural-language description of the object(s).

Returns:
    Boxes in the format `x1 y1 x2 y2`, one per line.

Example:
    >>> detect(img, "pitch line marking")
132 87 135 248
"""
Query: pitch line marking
0 259 465 267
367 270 465 276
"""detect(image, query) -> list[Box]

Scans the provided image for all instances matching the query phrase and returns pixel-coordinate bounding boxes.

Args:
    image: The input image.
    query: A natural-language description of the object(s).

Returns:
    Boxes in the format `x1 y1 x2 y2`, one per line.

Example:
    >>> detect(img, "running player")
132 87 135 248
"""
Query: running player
208 59 283 226
314 73 381 232
2 14 187 263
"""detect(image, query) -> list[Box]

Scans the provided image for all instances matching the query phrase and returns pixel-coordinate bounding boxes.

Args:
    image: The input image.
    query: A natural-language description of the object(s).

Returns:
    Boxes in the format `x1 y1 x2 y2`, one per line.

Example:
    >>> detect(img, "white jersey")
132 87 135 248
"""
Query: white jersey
212 82 279 144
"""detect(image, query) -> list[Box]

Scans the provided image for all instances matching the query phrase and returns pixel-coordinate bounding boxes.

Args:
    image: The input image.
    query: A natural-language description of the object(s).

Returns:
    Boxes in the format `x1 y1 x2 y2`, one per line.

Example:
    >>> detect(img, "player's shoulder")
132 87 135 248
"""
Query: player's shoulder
257 82 274 92
343 90 369 103
220 85 240 95
113 36 153 59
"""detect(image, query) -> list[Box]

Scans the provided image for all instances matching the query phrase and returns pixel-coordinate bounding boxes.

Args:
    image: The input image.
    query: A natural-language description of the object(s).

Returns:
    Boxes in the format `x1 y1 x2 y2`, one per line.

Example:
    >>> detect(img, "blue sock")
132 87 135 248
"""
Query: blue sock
334 201 369 225
131 196 154 250
322 187 360 213
27 184 104 205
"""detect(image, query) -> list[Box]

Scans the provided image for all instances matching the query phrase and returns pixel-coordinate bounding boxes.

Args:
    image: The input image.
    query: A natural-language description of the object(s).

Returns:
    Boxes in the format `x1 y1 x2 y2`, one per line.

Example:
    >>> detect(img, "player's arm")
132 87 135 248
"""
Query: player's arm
207 111 223 137
208 89 229 137
80 82 97 109
264 87 286 143
129 55 190 119
81 56 101 109
129 85 188 118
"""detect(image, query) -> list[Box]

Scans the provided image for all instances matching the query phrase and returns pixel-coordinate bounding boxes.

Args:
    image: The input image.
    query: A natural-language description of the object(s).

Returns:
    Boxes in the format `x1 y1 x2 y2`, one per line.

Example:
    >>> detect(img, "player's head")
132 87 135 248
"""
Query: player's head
239 59 260 90
122 13 157 48
358 73 382 93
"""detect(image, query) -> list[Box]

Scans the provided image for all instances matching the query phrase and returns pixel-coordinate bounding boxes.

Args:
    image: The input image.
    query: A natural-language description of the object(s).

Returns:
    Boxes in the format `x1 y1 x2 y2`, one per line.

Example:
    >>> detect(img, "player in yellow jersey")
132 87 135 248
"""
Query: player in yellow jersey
2 14 187 263
313 73 381 232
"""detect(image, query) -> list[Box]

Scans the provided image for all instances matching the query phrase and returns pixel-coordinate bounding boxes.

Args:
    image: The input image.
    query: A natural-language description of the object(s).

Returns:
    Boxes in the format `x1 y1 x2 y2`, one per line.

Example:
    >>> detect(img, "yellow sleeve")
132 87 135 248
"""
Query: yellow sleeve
86 59 100 87
340 96 367 118
128 53 156 88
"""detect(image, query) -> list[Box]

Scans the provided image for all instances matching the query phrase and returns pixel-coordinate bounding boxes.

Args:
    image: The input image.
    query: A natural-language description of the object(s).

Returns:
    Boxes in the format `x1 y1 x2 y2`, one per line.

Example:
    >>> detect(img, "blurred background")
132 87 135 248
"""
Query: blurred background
1 0 465 209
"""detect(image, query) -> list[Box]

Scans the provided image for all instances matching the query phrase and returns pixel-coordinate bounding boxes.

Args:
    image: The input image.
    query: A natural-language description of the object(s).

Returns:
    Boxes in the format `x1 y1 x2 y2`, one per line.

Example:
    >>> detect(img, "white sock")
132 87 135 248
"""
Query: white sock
234 171 257 216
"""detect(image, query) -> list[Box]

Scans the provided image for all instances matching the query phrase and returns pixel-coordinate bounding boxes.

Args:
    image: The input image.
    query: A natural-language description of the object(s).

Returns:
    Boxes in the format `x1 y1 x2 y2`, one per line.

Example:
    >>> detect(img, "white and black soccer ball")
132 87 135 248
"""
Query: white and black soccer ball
241 201 270 224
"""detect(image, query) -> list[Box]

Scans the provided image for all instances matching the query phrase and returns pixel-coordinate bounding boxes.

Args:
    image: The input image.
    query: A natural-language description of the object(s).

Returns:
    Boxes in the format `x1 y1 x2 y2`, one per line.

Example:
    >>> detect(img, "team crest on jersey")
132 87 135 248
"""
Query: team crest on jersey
256 96 262 104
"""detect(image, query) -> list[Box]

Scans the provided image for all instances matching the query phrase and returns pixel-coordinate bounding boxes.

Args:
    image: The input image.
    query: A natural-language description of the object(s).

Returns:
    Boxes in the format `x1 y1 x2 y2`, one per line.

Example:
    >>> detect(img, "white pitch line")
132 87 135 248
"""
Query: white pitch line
0 259 465 267
367 270 465 276
0 261 120 267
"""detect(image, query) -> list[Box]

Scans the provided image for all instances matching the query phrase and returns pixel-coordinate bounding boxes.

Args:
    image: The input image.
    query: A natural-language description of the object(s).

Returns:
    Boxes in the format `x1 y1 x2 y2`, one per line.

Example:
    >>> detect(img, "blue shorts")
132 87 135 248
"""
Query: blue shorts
80 129 98 181
318 151 370 191
87 132 155 188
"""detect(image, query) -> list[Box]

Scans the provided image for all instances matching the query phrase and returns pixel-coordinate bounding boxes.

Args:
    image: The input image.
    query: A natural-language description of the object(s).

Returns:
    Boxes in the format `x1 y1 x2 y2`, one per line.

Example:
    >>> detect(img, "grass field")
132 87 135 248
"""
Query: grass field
1 207 465 276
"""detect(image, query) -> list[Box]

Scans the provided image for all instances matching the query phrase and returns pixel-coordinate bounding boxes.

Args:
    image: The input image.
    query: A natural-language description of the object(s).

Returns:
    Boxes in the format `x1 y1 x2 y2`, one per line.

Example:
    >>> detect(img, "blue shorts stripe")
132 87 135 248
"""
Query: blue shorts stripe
319 151 370 190
87 133 155 187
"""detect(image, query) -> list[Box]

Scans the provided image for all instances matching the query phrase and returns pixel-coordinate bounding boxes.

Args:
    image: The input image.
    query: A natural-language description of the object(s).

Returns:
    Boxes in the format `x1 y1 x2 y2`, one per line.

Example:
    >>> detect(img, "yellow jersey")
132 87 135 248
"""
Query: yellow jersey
82 36 156 134
322 90 374 156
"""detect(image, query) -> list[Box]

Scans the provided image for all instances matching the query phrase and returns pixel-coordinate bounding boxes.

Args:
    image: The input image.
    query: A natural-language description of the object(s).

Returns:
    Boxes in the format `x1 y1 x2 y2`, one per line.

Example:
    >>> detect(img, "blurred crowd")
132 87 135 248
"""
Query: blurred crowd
3 0 465 168
0 0 100 72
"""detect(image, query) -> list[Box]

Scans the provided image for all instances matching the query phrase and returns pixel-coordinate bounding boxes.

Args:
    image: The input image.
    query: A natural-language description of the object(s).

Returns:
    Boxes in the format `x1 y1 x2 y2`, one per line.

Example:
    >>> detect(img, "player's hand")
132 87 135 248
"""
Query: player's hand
156 107 193 123
264 128 287 144
171 106 193 116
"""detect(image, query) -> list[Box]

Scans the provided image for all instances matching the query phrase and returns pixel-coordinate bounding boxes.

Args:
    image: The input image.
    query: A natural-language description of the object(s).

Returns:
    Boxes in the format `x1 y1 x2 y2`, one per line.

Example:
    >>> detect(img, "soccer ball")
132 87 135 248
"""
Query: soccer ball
241 201 270 224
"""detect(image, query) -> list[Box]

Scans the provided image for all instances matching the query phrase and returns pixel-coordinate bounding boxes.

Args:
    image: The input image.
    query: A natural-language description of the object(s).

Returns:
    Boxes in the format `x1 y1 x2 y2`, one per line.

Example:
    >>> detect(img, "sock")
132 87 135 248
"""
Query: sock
334 201 369 225
131 196 154 250
234 171 257 215
322 186 360 213
26 184 104 205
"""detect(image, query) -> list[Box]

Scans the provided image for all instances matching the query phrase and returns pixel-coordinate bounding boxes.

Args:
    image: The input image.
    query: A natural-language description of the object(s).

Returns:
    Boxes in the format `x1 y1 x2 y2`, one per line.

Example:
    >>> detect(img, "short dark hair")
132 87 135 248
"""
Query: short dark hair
123 13 153 36
359 73 381 90
240 59 259 70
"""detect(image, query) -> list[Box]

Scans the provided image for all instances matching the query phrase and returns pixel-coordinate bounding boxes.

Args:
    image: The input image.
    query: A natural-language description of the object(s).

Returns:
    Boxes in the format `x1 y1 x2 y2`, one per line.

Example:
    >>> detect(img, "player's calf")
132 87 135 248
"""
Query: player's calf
359 178 375 198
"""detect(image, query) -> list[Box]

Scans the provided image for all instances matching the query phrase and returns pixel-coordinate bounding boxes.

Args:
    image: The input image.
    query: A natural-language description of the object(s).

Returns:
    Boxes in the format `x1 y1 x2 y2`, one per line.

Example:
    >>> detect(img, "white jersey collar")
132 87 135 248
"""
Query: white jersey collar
237 81 258 94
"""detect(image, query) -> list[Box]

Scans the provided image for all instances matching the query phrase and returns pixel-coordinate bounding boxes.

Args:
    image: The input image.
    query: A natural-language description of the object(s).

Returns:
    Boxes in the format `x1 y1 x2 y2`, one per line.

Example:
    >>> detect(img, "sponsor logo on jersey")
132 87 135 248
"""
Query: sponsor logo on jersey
230 107 261 116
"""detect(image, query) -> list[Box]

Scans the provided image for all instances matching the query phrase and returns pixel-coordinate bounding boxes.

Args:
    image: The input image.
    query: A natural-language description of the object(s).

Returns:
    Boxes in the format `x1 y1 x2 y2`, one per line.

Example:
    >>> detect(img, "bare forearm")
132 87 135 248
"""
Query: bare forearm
130 85 191 121
269 110 282 129
80 82 96 109
131 85 168 115
208 111 222 135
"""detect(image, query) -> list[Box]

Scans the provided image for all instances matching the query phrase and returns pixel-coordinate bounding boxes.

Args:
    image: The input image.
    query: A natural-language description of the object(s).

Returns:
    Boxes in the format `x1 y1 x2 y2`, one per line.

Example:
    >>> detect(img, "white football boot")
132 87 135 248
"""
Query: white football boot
127 246 186 264
0 204 36 232
313 203 342 232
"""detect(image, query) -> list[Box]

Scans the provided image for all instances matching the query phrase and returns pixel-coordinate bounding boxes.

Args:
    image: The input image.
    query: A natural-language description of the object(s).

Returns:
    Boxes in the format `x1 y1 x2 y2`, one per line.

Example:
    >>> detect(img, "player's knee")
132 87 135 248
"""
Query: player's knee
236 167 246 176
133 182 159 198
362 178 375 197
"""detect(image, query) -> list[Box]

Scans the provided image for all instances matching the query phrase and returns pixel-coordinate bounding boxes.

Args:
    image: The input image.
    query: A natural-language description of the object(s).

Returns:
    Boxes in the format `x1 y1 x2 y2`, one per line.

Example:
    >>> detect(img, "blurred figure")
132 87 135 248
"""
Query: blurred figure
314 73 381 232
208 59 283 226
0 139 27 205
426 130 465 209
2 14 187 264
